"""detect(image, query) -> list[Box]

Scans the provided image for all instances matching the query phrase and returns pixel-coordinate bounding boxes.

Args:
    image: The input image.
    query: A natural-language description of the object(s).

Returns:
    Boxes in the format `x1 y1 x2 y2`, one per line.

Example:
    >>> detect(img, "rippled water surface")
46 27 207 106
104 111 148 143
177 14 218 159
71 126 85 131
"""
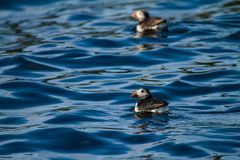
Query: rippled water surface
0 0 240 159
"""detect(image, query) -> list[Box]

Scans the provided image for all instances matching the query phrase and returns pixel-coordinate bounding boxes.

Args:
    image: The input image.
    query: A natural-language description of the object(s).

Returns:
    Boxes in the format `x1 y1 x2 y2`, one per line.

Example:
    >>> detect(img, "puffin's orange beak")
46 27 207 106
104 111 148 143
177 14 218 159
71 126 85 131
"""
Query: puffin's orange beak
131 91 137 98
131 11 137 20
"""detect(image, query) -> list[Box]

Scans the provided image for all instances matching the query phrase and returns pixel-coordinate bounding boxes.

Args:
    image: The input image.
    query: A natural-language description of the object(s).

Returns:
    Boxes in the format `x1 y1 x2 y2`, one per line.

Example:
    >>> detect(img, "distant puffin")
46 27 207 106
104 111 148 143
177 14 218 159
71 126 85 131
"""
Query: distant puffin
131 10 167 33
131 88 169 113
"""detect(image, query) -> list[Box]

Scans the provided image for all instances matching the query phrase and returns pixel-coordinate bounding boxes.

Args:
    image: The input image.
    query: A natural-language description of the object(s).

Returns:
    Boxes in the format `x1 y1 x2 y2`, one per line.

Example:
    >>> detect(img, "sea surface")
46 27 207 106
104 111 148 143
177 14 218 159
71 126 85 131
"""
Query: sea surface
0 0 240 159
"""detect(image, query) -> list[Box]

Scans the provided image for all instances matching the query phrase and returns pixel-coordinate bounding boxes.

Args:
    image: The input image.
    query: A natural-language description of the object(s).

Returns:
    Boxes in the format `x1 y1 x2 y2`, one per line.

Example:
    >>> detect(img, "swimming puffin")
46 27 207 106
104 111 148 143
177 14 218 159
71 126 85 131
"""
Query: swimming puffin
131 10 167 33
131 88 169 113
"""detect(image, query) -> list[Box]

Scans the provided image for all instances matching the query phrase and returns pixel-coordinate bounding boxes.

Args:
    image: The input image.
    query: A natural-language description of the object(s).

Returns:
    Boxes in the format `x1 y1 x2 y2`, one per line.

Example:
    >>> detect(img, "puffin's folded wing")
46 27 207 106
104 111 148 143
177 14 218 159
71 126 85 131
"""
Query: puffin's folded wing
146 18 166 27
138 99 167 111
151 99 168 108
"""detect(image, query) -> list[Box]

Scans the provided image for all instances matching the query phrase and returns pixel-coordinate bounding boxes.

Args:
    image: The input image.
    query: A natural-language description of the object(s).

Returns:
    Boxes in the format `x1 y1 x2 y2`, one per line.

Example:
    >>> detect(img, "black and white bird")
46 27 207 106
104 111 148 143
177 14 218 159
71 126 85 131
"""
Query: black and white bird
131 10 167 33
131 88 169 113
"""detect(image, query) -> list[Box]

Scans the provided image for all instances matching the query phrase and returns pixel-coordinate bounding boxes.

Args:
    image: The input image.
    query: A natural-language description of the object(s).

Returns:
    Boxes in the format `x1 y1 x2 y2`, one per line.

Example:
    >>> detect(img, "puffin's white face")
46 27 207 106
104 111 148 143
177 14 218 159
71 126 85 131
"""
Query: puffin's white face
131 88 151 99
135 10 146 21
132 10 147 22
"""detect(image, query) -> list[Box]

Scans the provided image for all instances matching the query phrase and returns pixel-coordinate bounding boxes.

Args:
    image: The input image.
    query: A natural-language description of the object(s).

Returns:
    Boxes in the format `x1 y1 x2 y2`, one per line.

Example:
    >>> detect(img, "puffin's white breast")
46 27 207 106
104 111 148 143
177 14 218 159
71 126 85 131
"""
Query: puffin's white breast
136 25 144 32
134 102 140 112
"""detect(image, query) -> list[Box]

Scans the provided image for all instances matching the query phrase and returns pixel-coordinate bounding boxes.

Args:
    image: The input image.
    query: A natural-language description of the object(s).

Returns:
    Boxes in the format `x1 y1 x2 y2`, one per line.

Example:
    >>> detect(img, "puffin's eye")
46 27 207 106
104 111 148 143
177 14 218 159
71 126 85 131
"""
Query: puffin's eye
141 90 144 93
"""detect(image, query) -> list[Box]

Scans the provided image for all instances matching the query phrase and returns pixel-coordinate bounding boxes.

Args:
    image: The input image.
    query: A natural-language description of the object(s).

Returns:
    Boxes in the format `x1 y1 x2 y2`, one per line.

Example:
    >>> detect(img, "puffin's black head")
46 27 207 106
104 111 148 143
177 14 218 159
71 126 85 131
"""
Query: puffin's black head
131 88 152 99
131 10 150 22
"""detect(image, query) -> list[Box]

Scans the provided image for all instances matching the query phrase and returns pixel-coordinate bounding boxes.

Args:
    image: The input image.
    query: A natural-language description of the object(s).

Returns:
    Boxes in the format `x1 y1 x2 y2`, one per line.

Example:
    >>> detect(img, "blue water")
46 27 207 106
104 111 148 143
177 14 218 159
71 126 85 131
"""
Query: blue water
0 0 240 159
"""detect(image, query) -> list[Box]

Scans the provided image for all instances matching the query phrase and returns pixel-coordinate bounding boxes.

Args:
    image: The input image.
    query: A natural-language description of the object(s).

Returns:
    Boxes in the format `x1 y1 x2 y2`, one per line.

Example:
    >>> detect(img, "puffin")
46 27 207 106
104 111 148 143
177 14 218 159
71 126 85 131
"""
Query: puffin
131 88 169 113
131 10 167 33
